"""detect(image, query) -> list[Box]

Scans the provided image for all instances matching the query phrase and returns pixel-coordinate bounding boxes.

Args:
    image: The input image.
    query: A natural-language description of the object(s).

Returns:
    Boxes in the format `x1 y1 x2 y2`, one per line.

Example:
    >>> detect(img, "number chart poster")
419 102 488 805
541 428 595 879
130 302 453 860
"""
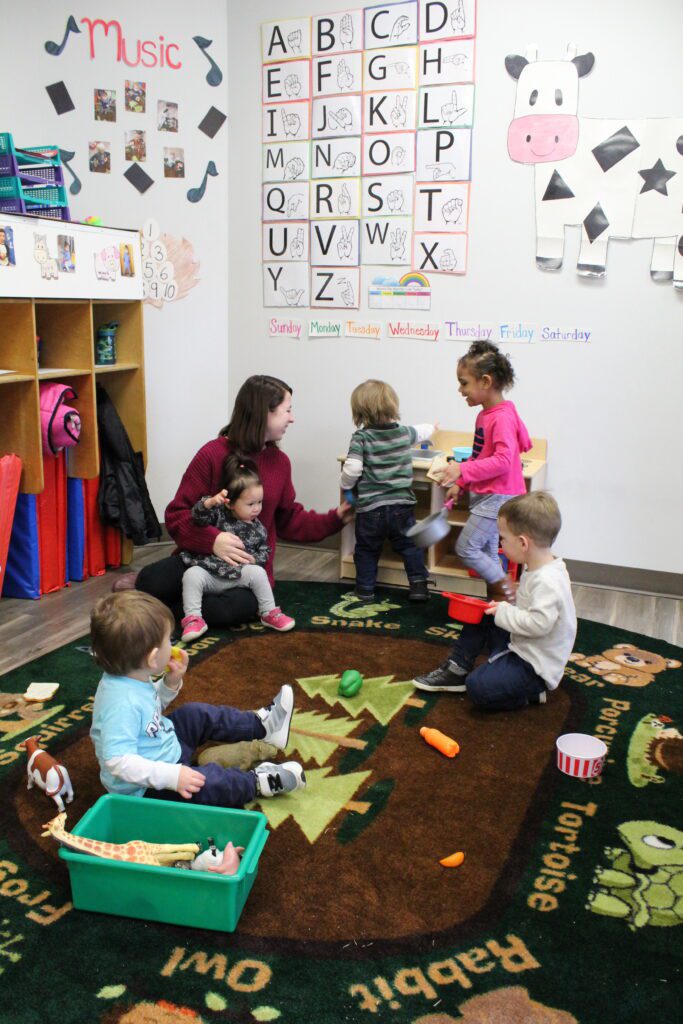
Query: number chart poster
262 0 476 310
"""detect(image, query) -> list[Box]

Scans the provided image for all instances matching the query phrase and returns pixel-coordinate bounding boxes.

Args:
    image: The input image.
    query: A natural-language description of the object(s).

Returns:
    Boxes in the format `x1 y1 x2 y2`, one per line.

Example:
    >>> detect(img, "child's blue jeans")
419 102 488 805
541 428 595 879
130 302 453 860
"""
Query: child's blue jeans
449 616 547 711
151 702 265 807
354 504 428 593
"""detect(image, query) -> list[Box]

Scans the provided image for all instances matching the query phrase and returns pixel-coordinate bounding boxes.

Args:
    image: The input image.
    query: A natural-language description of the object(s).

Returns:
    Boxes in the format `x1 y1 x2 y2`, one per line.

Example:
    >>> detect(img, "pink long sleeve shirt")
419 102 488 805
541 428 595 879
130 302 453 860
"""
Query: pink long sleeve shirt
165 437 342 585
458 401 532 496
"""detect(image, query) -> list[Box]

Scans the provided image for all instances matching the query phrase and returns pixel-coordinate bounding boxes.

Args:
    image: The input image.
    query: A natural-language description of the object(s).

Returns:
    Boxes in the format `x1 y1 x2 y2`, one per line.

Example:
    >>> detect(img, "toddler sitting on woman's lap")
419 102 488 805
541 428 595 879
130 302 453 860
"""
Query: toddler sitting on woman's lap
180 455 294 640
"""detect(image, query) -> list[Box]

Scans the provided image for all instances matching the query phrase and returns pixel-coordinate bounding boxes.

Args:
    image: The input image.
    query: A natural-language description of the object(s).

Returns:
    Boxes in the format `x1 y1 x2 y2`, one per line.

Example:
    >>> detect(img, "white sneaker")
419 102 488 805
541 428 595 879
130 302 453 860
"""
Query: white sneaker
253 761 306 797
256 684 294 749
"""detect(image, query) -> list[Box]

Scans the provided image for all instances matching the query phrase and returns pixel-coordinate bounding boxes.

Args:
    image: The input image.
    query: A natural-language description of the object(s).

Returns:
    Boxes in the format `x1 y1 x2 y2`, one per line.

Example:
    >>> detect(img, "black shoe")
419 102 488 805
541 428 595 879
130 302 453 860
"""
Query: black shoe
408 579 430 602
413 660 468 692
353 589 375 602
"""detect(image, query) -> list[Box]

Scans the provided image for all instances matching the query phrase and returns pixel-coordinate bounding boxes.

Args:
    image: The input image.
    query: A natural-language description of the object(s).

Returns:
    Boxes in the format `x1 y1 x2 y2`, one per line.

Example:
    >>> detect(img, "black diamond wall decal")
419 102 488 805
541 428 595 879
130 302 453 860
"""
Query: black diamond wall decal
584 202 609 243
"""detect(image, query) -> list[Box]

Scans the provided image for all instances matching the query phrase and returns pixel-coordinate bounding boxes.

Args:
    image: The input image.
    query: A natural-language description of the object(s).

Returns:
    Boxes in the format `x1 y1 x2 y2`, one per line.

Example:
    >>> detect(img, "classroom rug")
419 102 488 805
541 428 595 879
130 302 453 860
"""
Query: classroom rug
0 581 681 1024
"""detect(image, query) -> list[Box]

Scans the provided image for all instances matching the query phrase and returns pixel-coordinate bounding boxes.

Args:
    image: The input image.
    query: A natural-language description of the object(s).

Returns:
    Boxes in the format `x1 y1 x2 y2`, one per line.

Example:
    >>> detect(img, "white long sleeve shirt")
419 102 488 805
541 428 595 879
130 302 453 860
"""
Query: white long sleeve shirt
494 557 577 689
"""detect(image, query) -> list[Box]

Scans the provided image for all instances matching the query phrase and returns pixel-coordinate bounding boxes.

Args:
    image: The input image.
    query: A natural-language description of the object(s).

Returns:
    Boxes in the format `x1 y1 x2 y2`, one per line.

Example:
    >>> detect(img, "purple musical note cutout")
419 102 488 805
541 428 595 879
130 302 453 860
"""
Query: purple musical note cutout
59 149 82 195
45 15 81 56
187 161 218 203
193 36 223 86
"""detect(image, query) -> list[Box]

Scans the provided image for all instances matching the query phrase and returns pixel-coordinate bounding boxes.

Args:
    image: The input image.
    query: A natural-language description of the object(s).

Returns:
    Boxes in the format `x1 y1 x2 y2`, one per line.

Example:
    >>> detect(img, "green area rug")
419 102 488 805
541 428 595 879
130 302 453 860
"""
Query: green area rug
1 581 681 1024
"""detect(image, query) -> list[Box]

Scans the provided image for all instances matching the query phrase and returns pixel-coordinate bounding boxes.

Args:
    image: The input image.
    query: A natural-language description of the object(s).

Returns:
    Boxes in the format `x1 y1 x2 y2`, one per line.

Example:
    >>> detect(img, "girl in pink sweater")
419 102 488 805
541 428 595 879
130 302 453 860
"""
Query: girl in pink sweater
440 341 531 602
131 376 351 627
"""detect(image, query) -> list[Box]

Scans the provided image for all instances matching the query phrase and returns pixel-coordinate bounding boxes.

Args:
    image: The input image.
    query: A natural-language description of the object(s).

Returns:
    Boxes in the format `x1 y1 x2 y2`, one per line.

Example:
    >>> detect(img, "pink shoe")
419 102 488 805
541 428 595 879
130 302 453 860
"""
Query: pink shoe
260 608 295 632
181 615 208 641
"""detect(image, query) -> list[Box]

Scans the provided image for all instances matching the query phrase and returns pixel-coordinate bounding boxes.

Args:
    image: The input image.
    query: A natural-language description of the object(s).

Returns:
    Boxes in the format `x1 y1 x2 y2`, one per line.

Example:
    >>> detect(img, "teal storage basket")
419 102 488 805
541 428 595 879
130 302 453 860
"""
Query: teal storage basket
59 794 269 932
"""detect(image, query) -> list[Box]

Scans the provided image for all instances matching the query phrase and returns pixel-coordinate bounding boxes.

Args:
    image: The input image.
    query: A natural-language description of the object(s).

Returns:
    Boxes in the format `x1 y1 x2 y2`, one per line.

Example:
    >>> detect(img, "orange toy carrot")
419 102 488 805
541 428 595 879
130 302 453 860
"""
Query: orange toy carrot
420 726 460 758
440 851 465 868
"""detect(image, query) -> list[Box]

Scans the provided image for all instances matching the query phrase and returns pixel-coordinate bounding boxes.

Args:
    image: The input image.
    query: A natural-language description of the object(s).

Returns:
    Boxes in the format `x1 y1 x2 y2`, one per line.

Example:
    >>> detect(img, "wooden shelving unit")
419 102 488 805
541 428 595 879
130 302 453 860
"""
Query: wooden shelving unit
339 429 547 596
0 298 146 500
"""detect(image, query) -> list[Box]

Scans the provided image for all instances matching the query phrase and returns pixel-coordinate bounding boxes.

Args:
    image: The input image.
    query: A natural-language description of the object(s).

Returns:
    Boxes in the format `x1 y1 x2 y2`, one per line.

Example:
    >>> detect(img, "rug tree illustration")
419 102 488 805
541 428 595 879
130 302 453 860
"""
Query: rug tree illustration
506 44 683 286
251 674 422 842
294 673 422 725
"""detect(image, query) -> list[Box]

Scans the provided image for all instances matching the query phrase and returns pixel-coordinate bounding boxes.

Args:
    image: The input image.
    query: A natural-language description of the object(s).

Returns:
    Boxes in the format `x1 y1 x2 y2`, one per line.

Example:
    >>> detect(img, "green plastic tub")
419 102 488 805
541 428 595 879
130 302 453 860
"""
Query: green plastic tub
59 794 269 932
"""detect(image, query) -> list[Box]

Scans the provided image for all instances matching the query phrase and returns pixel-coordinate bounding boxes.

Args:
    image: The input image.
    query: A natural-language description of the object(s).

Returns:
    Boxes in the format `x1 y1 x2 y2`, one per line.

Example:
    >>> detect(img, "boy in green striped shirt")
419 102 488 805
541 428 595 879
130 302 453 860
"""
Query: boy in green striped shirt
341 380 435 602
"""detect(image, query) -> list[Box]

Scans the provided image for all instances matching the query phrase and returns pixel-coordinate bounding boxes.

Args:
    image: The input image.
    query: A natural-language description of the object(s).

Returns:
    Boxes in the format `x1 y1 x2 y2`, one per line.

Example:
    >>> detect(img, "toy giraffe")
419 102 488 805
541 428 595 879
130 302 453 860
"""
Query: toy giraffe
42 813 200 866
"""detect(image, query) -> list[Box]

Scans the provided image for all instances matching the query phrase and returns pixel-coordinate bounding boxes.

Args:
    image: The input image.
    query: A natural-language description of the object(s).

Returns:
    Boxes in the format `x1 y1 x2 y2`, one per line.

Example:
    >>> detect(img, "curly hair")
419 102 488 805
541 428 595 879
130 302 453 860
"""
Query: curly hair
458 340 515 391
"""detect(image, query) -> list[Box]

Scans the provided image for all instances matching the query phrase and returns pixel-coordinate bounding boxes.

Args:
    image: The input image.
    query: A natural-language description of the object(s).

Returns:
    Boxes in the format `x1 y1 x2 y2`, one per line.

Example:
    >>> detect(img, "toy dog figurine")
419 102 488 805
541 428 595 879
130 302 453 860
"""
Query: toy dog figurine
20 735 74 812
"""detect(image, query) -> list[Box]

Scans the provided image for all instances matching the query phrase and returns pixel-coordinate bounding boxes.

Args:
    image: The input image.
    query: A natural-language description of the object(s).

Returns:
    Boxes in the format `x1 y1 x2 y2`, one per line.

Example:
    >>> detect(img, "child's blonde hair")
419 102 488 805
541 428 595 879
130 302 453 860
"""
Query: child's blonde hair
499 492 562 547
91 591 174 676
351 379 400 427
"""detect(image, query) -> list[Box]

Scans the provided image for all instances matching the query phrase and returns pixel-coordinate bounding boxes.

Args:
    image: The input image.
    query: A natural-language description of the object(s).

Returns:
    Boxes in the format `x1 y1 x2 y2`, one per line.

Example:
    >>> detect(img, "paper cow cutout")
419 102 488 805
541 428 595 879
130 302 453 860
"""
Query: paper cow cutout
506 45 683 287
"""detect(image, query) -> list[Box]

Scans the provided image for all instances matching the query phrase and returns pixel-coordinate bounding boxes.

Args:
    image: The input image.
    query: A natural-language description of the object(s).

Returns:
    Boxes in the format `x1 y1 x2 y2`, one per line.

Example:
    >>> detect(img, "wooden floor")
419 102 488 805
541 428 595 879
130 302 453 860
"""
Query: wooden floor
0 541 681 676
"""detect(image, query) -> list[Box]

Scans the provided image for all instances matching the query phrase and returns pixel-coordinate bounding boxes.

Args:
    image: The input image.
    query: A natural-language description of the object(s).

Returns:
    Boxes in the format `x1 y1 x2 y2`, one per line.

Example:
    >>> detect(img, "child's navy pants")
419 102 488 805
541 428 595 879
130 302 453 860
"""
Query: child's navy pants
151 702 265 807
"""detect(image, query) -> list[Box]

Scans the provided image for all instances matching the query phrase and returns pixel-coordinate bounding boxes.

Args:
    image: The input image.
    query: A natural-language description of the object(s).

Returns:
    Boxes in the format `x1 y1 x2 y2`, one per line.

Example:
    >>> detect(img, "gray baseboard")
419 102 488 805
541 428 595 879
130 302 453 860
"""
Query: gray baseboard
563 560 682 598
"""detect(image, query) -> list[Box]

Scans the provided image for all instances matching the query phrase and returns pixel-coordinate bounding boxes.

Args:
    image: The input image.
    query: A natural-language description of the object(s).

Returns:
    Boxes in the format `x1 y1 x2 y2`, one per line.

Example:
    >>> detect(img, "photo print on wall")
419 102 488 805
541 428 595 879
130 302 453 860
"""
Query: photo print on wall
261 0 477 310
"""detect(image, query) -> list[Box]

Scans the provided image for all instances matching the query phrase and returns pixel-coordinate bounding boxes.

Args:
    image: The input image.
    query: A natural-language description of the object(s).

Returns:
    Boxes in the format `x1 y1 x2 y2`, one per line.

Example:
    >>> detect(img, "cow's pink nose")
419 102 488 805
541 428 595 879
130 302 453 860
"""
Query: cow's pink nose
507 114 579 163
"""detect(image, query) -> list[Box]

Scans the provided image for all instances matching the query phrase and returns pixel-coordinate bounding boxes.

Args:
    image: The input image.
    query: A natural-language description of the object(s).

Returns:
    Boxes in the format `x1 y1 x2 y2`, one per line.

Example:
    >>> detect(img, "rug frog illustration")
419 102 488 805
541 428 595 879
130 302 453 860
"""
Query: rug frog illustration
627 713 682 787
587 820 683 928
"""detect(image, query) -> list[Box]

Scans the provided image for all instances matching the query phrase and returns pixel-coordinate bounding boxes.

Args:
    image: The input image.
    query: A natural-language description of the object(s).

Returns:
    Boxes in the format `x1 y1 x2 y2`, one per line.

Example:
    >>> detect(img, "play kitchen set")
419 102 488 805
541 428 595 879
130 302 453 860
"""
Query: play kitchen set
338 429 547 596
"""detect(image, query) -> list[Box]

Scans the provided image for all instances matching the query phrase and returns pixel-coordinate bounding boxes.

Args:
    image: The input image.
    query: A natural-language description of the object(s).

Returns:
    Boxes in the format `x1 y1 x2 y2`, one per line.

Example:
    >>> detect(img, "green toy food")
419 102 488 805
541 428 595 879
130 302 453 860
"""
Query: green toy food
338 670 363 697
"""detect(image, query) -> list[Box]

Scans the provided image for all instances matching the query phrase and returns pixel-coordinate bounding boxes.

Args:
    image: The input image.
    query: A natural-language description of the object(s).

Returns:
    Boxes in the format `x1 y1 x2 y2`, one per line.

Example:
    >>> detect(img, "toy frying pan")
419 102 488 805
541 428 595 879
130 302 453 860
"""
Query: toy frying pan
404 499 454 548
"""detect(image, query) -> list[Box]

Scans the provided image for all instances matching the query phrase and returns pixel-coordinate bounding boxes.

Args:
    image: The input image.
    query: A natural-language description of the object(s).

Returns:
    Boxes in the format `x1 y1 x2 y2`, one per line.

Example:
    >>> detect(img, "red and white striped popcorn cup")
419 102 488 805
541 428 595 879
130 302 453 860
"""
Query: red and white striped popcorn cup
556 733 607 779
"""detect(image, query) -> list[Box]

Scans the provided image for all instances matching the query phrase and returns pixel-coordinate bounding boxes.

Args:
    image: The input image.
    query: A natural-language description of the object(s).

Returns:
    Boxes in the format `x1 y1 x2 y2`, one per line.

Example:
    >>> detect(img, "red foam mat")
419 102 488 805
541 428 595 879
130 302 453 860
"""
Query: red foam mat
0 454 22 594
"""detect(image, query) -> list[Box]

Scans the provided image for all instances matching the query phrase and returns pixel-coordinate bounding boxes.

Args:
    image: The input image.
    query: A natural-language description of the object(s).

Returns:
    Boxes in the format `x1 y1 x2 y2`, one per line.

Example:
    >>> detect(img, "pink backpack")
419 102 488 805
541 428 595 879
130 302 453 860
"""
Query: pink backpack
39 383 82 455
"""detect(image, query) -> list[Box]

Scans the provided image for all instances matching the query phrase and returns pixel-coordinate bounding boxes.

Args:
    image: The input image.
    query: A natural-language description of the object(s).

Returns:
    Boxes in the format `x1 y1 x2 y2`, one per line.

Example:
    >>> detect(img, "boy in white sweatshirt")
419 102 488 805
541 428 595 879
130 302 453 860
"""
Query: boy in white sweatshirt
414 491 576 710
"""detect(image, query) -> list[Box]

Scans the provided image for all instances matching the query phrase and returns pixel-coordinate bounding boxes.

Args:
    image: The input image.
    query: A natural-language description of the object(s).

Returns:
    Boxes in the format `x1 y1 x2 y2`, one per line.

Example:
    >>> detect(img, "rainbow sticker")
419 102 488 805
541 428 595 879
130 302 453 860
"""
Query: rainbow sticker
399 272 431 289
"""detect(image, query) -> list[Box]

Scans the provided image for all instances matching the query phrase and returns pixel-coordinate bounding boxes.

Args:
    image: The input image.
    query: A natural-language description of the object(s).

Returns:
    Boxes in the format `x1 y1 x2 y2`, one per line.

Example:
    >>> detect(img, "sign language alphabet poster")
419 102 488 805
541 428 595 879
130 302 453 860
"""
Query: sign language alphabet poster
262 1 476 308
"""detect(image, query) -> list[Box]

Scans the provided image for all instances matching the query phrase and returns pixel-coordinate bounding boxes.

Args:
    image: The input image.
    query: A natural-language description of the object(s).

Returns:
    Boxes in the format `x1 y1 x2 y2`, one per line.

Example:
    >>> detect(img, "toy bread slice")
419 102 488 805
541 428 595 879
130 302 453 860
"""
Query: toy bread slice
24 682 60 702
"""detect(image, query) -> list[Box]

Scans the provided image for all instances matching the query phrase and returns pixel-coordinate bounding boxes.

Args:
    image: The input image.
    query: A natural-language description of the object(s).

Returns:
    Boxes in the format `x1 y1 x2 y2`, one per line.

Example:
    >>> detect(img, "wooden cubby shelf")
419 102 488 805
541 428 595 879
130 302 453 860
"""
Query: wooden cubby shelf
338 429 547 596
0 298 146 495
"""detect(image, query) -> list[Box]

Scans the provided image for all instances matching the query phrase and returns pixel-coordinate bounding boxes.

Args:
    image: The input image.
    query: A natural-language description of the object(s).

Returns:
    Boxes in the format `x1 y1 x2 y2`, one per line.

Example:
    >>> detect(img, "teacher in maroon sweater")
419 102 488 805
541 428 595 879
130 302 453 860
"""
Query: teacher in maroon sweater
135 375 350 626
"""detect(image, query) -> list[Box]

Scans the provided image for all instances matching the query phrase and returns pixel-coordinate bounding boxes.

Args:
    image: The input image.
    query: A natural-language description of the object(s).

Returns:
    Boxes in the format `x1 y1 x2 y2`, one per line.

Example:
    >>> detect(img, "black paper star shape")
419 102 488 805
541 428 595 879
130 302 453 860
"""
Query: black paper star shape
638 158 676 196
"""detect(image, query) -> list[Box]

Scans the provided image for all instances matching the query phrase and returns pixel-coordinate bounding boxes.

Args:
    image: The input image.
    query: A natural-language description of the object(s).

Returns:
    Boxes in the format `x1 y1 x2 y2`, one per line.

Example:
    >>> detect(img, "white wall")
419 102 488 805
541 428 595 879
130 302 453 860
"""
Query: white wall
1 0 229 517
228 0 683 575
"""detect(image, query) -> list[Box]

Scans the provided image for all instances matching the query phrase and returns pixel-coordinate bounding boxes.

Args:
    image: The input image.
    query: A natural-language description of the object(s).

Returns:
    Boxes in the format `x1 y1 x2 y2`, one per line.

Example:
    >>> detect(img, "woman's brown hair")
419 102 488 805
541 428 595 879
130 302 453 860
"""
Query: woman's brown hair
220 375 292 455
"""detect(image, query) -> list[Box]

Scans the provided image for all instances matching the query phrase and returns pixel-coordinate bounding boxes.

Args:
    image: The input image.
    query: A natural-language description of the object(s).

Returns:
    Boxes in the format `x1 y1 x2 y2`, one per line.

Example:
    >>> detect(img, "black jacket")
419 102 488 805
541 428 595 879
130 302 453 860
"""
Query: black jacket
96 384 161 545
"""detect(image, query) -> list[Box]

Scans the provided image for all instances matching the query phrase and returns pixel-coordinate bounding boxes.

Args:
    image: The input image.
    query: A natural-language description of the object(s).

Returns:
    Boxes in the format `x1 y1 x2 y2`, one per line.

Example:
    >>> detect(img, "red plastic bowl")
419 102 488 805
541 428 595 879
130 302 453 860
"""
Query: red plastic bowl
442 591 491 624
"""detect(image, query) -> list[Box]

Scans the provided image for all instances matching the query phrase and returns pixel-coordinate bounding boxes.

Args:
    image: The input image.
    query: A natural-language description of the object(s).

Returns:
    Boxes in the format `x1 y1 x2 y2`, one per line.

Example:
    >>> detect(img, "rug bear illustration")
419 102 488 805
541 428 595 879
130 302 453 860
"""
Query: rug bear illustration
569 643 681 687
